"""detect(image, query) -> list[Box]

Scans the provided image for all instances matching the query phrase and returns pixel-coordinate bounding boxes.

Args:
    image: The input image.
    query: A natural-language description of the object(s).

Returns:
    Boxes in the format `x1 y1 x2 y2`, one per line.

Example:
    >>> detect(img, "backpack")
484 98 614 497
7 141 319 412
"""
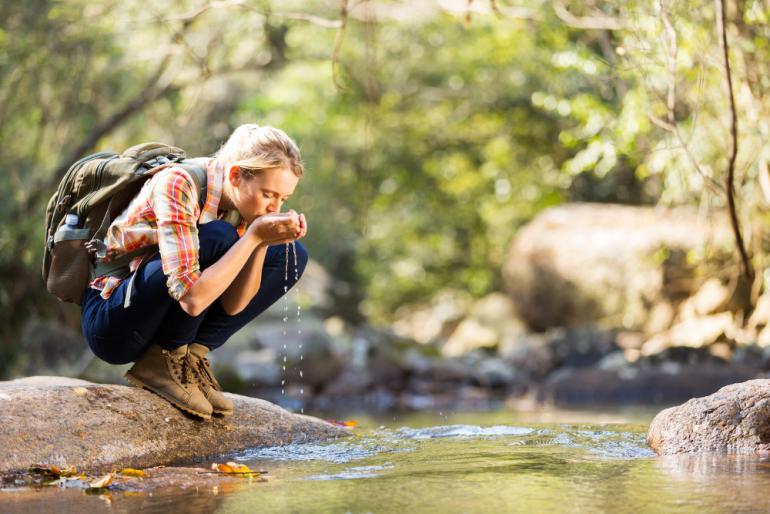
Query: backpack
43 142 208 306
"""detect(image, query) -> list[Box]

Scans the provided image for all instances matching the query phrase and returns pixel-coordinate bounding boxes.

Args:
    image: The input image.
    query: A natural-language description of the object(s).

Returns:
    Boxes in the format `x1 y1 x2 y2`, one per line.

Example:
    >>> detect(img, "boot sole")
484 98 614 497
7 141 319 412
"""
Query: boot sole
125 372 213 420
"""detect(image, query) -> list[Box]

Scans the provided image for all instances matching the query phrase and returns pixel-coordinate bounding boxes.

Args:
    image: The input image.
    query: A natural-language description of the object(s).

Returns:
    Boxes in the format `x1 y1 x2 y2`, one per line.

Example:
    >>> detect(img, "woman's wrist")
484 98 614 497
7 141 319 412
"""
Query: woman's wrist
248 234 266 248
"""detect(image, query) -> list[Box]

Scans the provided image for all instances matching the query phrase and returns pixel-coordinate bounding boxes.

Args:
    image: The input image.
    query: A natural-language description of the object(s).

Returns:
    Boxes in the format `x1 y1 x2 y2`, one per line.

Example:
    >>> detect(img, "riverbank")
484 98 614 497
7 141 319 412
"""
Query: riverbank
0 376 350 477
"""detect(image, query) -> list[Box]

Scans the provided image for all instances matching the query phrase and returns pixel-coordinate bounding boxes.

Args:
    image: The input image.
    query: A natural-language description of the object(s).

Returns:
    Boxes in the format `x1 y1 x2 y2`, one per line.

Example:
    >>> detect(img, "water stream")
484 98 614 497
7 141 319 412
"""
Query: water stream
281 242 303 412
4 408 770 513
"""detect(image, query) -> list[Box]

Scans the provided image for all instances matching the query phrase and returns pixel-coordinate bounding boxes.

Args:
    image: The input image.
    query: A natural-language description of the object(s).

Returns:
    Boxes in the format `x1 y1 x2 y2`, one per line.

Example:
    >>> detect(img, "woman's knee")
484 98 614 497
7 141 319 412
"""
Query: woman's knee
198 220 240 267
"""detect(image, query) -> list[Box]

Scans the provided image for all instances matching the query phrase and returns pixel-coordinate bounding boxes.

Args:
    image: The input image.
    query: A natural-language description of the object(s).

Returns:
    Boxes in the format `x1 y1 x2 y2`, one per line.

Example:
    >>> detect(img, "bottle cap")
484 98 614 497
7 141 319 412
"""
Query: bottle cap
65 213 79 226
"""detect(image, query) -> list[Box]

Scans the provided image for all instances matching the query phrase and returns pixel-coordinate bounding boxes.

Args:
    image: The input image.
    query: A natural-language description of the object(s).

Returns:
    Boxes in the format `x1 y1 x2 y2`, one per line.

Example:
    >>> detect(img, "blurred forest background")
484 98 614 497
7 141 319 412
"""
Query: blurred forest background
3 0 770 409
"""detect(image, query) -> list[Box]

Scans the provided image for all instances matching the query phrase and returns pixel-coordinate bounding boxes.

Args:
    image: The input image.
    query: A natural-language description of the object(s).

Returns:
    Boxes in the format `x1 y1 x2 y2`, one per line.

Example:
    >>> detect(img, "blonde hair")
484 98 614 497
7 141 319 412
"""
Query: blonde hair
214 124 304 178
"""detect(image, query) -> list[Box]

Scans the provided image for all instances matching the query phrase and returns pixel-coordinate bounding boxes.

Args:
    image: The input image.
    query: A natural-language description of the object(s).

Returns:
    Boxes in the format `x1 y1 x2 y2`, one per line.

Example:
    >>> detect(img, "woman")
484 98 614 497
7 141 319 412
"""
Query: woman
80 124 308 419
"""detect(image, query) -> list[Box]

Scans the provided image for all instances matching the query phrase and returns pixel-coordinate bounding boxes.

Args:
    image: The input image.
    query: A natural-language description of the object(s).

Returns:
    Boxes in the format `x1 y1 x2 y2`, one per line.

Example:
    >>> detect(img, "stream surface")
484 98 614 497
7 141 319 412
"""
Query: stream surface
3 407 770 513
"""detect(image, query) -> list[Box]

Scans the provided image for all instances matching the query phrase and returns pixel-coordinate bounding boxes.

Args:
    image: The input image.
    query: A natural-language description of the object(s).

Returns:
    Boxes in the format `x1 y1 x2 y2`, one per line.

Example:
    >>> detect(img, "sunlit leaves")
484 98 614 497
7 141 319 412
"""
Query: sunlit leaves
210 461 264 478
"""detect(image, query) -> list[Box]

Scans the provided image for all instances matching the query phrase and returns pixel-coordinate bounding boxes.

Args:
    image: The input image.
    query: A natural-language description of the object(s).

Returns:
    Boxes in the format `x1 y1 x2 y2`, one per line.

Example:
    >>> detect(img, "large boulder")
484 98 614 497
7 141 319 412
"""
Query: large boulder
0 376 350 475
647 379 770 454
502 203 732 331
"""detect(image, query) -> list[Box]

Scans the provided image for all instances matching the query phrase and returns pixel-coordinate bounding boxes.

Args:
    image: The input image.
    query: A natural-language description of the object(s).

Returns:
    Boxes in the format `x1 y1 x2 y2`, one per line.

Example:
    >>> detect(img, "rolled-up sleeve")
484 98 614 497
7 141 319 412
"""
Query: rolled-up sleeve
151 169 201 301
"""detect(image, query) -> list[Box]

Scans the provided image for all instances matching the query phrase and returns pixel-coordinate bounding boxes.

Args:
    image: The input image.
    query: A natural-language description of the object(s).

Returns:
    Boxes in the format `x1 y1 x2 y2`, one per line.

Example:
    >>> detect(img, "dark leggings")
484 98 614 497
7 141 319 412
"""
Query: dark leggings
80 220 307 364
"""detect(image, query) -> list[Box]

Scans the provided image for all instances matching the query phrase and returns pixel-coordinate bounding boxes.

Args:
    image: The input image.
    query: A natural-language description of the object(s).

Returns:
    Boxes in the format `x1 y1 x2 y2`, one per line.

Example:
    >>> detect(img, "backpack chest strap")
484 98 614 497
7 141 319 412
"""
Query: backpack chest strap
89 244 159 281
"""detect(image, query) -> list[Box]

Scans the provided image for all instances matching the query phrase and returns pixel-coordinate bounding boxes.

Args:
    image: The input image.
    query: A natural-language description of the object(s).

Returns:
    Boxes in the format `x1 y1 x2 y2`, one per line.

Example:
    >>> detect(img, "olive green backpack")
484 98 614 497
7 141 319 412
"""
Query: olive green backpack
43 142 208 306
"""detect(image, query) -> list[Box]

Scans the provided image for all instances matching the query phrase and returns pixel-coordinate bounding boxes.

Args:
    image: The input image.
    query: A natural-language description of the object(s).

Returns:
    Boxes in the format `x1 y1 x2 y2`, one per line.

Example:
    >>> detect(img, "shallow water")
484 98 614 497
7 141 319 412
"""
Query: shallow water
3 408 770 513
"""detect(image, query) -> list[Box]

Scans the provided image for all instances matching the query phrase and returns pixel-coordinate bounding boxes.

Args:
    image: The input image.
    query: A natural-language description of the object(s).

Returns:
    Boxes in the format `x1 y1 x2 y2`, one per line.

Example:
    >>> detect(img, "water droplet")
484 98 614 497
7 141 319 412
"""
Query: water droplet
284 243 289 281
299 370 303 377
300 388 304 394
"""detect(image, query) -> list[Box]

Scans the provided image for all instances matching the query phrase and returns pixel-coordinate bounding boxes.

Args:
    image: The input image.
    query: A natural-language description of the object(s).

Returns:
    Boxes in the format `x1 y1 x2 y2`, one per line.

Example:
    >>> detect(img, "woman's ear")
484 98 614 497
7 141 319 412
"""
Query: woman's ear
228 165 241 186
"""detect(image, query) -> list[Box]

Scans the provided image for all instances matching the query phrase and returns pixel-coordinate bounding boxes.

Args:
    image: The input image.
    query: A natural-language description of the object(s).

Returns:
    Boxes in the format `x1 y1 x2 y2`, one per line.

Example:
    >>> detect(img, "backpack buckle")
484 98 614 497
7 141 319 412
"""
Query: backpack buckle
85 238 107 259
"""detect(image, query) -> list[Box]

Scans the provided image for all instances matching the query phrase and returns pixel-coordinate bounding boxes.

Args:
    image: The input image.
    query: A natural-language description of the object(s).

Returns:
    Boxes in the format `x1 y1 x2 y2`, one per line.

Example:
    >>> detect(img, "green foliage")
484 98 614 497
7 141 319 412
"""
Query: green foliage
2 0 770 374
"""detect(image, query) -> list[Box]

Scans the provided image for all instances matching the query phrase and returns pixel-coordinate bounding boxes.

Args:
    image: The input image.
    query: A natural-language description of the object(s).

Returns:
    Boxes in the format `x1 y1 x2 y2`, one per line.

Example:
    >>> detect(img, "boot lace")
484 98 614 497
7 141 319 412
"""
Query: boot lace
168 351 195 385
193 355 221 391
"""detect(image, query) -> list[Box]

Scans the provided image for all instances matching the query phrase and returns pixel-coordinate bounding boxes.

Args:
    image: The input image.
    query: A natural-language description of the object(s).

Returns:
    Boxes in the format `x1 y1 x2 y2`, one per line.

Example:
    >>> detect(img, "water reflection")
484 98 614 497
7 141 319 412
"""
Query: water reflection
4 410 770 513
657 452 770 479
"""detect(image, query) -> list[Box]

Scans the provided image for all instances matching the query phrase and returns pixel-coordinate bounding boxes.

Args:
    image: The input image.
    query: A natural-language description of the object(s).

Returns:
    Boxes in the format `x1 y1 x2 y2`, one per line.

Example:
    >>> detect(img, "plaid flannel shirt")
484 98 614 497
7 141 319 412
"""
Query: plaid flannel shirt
88 158 248 301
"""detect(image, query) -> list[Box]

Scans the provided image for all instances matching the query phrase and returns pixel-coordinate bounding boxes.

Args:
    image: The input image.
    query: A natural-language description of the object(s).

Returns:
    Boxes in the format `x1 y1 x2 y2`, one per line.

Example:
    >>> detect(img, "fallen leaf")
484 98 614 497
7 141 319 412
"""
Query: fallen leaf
61 466 78 477
210 462 263 477
28 465 61 477
119 468 147 478
212 462 235 473
225 462 253 473
326 419 358 428
89 473 113 489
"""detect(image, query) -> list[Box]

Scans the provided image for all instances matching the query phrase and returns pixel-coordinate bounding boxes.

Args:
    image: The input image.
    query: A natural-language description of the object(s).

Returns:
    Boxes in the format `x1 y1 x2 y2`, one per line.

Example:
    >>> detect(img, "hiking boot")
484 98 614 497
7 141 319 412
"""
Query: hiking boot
124 344 213 419
188 343 234 416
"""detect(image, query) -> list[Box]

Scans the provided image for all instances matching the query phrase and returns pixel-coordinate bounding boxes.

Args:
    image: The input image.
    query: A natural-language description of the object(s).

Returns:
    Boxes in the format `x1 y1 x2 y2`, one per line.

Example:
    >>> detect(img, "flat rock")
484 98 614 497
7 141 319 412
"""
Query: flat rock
647 379 770 455
0 376 350 475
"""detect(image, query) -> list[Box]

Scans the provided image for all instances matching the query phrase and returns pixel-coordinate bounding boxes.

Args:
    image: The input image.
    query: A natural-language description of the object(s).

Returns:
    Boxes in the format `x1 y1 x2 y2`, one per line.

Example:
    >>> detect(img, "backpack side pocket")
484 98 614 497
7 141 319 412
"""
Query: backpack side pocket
46 227 91 305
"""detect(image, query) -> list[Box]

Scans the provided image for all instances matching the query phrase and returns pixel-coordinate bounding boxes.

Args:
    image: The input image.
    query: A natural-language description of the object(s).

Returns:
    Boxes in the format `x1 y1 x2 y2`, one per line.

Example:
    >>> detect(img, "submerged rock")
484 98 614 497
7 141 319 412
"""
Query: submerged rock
0 376 350 476
647 379 770 455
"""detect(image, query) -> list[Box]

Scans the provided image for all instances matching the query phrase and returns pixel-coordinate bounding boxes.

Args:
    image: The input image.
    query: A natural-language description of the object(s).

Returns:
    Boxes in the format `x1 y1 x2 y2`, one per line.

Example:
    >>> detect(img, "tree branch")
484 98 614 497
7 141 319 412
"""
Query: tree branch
552 1 626 31
46 54 176 190
331 0 350 91
715 0 754 283
652 0 723 196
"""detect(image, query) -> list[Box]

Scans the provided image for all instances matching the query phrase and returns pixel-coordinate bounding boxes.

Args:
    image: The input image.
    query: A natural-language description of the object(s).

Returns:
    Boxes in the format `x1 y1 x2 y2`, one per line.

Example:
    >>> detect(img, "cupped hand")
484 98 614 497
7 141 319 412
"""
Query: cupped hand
248 210 307 245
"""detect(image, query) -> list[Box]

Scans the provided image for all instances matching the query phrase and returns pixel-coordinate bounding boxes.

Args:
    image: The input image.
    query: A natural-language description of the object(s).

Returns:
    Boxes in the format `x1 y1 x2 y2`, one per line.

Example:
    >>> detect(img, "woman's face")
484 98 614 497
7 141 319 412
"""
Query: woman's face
228 165 299 223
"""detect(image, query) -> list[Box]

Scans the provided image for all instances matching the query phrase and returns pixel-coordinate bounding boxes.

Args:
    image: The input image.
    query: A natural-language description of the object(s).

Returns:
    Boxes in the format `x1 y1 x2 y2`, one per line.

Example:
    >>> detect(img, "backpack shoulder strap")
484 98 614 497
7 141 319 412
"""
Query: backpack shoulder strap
175 160 208 210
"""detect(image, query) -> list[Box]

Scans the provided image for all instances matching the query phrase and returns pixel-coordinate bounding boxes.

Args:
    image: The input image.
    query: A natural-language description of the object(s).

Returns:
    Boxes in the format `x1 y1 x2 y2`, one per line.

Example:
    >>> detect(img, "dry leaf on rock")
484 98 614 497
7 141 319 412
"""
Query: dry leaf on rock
210 462 264 478
28 464 75 478
89 473 114 489
119 468 147 478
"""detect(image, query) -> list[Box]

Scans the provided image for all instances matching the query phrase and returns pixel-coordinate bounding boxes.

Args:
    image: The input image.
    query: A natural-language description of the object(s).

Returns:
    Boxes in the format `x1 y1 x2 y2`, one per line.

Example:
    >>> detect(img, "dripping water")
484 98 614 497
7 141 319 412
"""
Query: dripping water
281 243 289 398
293 241 305 414
281 241 305 414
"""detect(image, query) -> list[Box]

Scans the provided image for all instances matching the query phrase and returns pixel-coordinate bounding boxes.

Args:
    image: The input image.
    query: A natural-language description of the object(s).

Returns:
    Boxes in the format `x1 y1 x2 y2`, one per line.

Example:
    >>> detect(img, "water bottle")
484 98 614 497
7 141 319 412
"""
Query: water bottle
54 213 85 242
65 213 79 228
48 213 91 304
